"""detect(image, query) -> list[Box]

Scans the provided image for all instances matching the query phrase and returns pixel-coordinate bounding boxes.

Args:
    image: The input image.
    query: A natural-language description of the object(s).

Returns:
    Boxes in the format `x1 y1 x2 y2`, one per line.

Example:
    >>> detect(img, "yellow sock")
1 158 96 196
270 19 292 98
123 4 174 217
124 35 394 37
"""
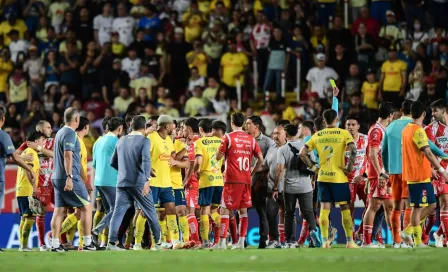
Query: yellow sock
200 215 210 243
178 216 190 242
93 211 105 229
101 227 109 245
77 220 84 247
125 222 134 247
341 209 354 242
135 214 147 245
210 211 221 226
160 219 168 243
66 224 77 243
61 213 78 234
420 218 426 229
319 209 330 242
167 214 180 242
21 218 35 248
404 225 415 236
414 225 423 246
19 218 25 246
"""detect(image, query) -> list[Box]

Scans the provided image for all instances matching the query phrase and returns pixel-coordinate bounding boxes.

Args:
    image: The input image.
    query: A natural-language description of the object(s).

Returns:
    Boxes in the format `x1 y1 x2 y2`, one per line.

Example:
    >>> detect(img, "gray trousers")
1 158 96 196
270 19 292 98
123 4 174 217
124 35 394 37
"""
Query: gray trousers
108 186 161 244
284 191 315 243
266 193 279 240
94 186 116 233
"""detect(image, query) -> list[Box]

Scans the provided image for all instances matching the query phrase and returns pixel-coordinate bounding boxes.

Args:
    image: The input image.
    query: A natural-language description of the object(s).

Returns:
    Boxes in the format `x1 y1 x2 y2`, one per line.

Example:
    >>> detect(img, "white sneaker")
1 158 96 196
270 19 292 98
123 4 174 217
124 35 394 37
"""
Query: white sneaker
216 239 227 250
172 241 184 250
377 243 386 249
231 238 245 250
161 242 172 249
400 242 411 248
286 242 297 248
393 243 401 249
107 243 126 251
400 231 414 247
19 247 32 252
361 243 379 248
39 245 49 252
433 232 445 248
266 240 281 249
133 244 143 251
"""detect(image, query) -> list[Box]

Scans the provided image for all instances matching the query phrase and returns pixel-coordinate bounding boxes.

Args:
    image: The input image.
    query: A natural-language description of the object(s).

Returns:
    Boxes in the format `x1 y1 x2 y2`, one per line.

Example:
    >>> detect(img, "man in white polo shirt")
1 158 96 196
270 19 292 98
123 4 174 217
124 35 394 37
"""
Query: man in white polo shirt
306 53 338 106
113 2 136 47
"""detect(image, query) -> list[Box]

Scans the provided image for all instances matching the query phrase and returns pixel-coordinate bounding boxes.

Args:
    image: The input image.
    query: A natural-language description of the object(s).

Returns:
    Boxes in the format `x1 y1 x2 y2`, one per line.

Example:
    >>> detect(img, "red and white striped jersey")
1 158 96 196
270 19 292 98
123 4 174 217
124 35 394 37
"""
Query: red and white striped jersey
345 133 368 181
18 138 55 187
250 24 271 50
425 121 448 168
367 122 386 179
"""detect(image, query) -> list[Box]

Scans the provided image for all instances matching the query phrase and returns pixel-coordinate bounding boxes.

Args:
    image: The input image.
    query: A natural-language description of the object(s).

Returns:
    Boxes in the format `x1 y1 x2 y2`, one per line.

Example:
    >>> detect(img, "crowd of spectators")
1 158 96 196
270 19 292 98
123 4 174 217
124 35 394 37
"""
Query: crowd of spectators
1 0 448 156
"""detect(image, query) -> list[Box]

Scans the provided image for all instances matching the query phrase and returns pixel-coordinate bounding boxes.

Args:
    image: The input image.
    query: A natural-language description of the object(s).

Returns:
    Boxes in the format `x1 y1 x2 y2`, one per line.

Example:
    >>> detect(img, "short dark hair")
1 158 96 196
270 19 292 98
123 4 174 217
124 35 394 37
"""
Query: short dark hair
26 131 45 142
132 115 146 130
76 116 90 131
102 117 112 131
108 117 124 132
411 101 427 119
248 116 263 129
401 100 413 115
323 109 338 125
125 111 139 127
64 107 79 123
277 120 290 127
199 119 213 133
345 115 360 124
378 102 394 119
212 120 227 133
301 121 315 134
0 106 6 120
314 117 325 131
185 117 199 133
284 124 298 137
231 112 245 127
430 99 446 111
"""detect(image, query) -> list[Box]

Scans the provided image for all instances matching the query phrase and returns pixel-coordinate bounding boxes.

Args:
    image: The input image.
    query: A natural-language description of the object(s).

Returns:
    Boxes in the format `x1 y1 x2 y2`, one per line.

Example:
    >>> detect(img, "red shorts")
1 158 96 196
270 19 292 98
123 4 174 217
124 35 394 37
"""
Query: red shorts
390 174 409 200
368 178 392 199
221 183 252 210
185 187 199 209
38 186 54 206
349 180 367 203
433 176 448 196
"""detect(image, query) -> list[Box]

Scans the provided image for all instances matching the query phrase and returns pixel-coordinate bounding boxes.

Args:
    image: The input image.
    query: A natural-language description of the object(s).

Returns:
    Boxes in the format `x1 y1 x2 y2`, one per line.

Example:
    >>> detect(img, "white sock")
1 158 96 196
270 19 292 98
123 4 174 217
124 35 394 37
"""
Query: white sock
83 236 92 246
52 238 60 248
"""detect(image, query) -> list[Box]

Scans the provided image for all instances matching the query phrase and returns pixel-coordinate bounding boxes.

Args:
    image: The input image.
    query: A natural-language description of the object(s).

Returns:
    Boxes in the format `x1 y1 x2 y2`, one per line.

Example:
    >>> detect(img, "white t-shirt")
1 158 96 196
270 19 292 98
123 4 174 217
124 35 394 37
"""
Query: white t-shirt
121 58 141 79
188 77 205 92
306 66 339 98
9 40 29 63
93 15 114 46
113 16 136 47
48 2 70 33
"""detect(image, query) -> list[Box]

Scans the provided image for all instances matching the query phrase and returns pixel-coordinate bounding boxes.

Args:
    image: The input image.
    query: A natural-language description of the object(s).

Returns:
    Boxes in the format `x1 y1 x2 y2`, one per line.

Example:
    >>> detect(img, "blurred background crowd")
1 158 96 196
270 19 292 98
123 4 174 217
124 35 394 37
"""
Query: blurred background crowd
0 0 447 158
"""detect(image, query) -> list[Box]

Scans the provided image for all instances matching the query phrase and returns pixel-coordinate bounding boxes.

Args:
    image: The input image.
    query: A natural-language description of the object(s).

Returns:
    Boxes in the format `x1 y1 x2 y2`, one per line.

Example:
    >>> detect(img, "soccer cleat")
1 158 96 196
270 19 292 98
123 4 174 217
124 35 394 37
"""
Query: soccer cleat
82 243 97 251
172 241 185 250
433 232 445 248
266 240 281 249
19 247 32 252
400 242 411 249
91 230 100 247
393 243 401 249
107 242 126 251
161 242 173 249
400 231 415 247
346 242 359 249
328 228 337 245
258 241 266 249
361 243 379 248
377 243 386 249
51 245 68 252
216 239 227 250
39 245 49 252
310 230 322 248
133 244 143 251
416 243 429 248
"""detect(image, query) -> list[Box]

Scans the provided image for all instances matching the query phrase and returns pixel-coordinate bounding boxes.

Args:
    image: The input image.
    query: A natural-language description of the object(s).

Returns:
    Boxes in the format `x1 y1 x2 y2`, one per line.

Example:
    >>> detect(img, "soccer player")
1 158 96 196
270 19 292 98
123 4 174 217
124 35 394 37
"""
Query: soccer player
194 119 224 248
17 120 55 251
401 101 448 247
50 108 95 252
146 115 183 249
16 132 45 251
182 118 201 245
300 109 358 248
215 113 264 250
91 117 124 246
344 116 368 239
362 102 394 248
425 99 448 247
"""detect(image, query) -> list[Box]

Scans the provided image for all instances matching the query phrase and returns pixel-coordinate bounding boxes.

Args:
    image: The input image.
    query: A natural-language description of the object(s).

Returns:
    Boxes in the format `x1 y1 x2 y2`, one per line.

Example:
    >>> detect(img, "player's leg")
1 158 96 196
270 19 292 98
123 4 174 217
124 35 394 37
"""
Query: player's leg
50 179 71 251
362 178 384 247
174 189 190 245
439 193 448 246
390 174 403 246
228 210 238 246
17 197 34 251
330 182 355 248
316 182 332 248
234 184 252 249
185 188 200 244
210 186 223 245
382 198 394 234
92 186 116 246
161 188 182 248
278 193 286 245
217 206 231 249
36 186 52 250
107 187 130 251
198 187 213 247
93 187 105 229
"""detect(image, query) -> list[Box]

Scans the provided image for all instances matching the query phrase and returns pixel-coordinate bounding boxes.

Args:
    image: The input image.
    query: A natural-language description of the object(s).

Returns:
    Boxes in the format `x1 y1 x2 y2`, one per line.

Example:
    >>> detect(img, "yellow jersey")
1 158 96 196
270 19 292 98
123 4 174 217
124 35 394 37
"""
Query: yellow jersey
305 128 354 183
186 51 208 77
220 52 248 87
130 76 157 99
171 140 186 189
148 132 174 188
0 20 28 45
361 81 379 109
0 59 13 92
16 148 39 197
381 60 407 92
78 135 88 178
194 136 224 188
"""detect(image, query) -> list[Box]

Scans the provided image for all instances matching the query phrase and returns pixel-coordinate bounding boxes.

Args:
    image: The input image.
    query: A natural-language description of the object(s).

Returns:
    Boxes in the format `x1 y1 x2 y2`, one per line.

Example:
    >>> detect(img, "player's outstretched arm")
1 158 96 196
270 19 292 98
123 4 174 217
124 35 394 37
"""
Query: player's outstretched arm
422 146 448 181
429 140 448 159
346 142 357 174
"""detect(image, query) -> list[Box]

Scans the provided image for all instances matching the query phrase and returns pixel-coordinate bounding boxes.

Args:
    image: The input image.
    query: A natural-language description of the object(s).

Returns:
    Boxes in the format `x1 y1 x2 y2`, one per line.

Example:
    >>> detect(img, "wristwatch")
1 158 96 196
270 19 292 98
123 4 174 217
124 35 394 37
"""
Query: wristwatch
67 174 74 179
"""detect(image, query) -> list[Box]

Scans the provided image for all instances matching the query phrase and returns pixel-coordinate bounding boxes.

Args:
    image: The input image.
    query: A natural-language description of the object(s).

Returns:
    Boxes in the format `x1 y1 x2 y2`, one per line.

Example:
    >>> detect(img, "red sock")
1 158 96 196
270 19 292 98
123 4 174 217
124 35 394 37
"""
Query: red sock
297 220 309 244
278 224 285 243
239 214 248 238
212 220 220 244
376 229 383 244
437 223 444 236
229 217 238 243
187 214 200 242
268 234 273 241
363 225 373 244
60 233 67 244
357 209 366 235
36 215 45 247
220 215 230 239
441 211 448 238
425 212 437 235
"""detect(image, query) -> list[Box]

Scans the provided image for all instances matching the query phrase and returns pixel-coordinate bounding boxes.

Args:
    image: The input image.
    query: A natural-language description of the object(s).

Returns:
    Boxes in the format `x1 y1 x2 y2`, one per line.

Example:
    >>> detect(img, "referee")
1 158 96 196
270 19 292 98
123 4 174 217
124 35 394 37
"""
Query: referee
107 115 161 250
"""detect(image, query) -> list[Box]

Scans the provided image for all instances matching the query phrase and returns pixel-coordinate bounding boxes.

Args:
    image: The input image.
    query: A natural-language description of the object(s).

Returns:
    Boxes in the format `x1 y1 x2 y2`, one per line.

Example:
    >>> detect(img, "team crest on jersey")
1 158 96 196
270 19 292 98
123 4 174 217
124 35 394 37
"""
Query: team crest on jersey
208 175 214 181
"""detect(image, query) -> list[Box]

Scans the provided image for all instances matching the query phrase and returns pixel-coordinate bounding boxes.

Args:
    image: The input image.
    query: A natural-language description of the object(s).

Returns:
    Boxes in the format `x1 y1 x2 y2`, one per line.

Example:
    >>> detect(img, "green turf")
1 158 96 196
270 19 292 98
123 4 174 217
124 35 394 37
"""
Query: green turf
1 246 446 272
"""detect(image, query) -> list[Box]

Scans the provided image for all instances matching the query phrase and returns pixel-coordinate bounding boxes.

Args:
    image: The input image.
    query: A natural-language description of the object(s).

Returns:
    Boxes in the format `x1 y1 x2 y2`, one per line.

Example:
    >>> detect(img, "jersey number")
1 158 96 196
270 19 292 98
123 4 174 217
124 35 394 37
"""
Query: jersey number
237 157 250 171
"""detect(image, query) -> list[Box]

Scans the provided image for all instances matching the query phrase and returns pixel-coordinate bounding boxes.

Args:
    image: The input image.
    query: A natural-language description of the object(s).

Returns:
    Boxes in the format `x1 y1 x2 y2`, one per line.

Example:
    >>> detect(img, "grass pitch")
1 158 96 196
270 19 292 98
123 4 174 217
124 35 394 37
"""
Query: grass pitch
1 246 446 272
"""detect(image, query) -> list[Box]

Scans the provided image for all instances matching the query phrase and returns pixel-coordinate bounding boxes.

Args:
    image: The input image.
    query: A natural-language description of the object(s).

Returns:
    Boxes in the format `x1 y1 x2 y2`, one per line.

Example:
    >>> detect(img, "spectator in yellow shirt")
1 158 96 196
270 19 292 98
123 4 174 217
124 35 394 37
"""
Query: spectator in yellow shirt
185 86 207 117
0 14 28 46
220 38 248 100
182 2 207 43
0 49 13 103
379 45 407 108
277 97 297 122
361 69 379 110
186 40 209 77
